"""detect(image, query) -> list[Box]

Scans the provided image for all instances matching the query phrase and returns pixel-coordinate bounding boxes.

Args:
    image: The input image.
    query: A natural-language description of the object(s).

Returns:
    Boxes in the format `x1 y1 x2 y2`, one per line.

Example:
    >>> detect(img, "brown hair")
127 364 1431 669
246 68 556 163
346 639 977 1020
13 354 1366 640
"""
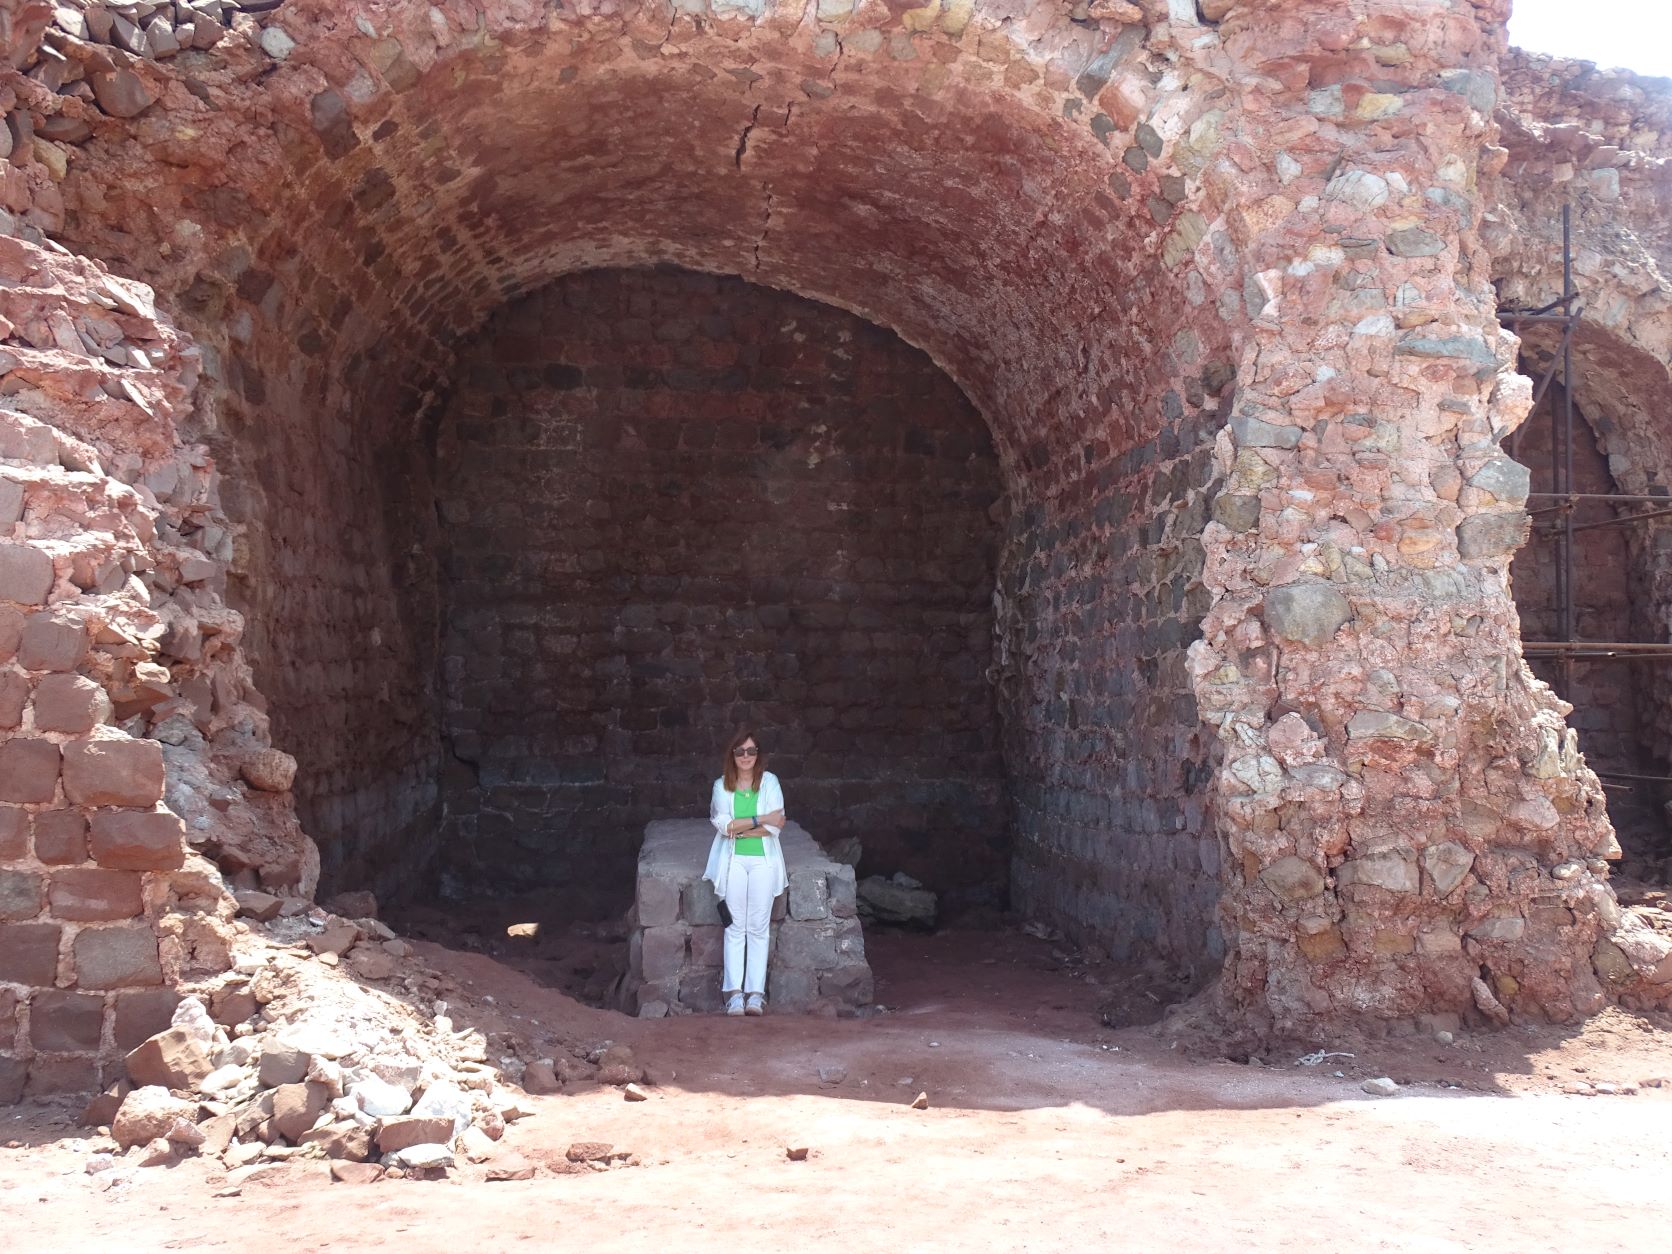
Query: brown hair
722 728 764 792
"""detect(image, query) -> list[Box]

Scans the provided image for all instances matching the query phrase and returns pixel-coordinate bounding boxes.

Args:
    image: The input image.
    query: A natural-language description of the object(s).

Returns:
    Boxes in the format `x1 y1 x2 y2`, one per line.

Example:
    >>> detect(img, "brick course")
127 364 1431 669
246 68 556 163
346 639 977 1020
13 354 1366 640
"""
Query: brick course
435 269 1006 901
0 738 60 805
62 738 166 809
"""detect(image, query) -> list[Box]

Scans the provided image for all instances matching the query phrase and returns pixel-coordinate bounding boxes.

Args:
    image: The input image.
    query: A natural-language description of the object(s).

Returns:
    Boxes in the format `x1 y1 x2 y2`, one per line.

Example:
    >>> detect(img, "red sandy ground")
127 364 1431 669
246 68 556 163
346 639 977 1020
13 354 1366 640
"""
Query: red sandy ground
3 925 1670 1253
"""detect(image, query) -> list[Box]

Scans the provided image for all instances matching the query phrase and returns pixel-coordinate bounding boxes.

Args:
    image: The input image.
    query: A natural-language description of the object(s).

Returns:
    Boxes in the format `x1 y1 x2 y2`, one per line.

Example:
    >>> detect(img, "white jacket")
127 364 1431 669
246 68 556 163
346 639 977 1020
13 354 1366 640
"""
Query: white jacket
702 770 789 900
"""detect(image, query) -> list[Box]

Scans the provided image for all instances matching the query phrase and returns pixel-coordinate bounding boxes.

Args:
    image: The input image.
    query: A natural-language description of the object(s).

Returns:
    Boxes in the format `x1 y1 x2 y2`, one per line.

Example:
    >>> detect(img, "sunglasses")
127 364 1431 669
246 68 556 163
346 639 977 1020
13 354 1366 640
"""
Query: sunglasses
733 746 759 757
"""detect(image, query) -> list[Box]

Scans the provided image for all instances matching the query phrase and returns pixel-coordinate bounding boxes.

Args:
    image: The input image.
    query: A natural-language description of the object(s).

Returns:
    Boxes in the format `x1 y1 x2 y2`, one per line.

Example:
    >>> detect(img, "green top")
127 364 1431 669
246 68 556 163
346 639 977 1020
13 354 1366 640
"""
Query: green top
732 788 764 856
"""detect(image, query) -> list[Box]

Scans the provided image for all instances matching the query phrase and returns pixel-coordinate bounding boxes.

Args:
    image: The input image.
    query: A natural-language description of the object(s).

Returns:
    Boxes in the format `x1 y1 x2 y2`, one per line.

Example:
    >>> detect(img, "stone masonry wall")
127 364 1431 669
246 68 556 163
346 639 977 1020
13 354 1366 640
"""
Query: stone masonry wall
435 268 1005 904
1002 382 1225 970
0 227 292 1101
1495 49 1672 893
1195 0 1631 1030
0 0 1655 1044
1509 384 1669 875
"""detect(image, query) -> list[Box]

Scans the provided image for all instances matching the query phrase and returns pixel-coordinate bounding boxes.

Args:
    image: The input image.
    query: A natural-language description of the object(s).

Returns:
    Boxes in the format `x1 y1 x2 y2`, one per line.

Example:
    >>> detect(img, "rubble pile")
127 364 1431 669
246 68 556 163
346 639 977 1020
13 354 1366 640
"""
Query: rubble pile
78 898 647 1185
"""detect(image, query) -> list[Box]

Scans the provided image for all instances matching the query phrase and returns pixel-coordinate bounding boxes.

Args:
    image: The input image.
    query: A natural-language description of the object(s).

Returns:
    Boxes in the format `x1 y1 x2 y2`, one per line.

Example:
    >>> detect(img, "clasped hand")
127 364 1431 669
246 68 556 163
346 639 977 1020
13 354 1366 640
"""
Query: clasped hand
728 809 784 837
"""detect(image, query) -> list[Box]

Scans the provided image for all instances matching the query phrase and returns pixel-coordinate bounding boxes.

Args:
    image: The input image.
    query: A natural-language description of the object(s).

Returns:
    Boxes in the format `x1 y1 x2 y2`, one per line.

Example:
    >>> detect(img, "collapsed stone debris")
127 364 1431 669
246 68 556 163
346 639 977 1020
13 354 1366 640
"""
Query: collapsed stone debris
76 898 647 1185
0 0 1669 1122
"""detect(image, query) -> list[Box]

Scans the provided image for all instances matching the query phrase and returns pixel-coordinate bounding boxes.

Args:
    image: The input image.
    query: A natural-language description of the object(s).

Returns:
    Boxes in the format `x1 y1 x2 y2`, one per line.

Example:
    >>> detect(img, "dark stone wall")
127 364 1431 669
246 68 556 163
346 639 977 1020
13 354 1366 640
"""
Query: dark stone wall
1510 384 1669 874
1000 388 1223 968
206 308 443 905
434 267 1007 904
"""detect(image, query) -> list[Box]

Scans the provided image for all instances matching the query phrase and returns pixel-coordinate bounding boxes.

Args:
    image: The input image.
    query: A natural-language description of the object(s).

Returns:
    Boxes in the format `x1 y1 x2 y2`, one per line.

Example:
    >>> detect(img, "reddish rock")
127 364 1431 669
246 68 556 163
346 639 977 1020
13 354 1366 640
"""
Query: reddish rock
90 68 154 119
199 1112 237 1156
125 1025 214 1090
0 671 26 728
300 1121 373 1160
48 867 143 921
0 868 43 921
0 1055 24 1105
0 805 24 858
112 988 181 1050
0 542 52 605
347 947 397 980
322 890 378 919
520 1061 560 1094
232 889 283 921
239 748 297 793
0 607 20 660
88 809 184 870
305 922 358 958
111 1085 197 1149
31 809 87 863
271 1081 331 1143
375 1115 455 1152
329 1160 384 1184
31 673 111 733
28 990 104 1052
26 1055 101 1096
210 986 258 1027
62 738 165 808
0 737 60 804
0 0 1658 1042
71 924 162 989
16 610 88 672
0 922 60 985
81 1079 133 1128
485 1153 536 1182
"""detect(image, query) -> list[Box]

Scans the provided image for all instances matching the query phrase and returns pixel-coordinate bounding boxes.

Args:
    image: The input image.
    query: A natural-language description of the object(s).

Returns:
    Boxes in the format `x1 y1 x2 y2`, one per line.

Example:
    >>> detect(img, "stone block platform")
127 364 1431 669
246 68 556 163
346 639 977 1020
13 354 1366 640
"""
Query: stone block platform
626 819 873 1016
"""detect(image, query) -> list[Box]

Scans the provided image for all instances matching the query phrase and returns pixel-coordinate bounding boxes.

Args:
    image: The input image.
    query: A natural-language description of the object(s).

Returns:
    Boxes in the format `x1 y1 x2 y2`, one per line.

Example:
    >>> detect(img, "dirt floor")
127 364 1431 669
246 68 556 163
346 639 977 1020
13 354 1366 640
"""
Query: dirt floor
4 919 1672 1253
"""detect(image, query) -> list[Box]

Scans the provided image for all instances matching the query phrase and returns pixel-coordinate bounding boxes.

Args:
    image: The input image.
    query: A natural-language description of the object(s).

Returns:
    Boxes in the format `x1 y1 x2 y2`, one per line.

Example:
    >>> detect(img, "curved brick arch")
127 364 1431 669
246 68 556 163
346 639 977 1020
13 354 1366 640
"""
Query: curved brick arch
58 0 1245 975
0 0 1650 1086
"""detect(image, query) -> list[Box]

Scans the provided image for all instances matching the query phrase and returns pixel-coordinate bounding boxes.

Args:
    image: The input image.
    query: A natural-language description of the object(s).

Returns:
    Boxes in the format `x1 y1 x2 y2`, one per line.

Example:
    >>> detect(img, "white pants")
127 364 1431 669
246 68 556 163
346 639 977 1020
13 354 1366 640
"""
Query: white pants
722 855 774 996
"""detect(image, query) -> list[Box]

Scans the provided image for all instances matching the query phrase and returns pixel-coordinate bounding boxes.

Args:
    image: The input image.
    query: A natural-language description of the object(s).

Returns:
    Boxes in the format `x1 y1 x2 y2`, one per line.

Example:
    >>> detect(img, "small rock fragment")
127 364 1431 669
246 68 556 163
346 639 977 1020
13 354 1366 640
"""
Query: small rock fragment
486 1153 536 1182
622 1083 650 1102
233 890 283 922
330 1160 383 1184
1361 1077 1400 1097
376 1115 455 1153
125 1027 213 1091
111 1086 196 1150
910 1091 929 1110
389 1143 453 1170
520 1061 560 1094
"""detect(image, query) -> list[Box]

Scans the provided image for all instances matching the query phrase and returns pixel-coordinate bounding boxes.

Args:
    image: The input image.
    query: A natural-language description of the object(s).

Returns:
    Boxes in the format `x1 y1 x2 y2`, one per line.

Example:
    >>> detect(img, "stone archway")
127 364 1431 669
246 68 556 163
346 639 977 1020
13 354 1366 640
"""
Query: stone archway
60 0 1240 983
0 0 1652 1100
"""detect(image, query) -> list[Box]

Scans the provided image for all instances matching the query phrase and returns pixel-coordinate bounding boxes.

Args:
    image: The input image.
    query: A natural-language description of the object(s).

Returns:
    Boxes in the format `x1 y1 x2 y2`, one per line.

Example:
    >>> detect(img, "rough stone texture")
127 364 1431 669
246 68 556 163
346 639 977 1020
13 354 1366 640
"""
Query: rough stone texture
47 867 144 920
436 269 1005 901
71 924 163 989
28 990 103 1053
87 810 186 871
628 819 870 1015
1488 48 1672 1004
111 1085 197 1150
61 735 165 807
0 0 1657 1085
124 1025 214 1090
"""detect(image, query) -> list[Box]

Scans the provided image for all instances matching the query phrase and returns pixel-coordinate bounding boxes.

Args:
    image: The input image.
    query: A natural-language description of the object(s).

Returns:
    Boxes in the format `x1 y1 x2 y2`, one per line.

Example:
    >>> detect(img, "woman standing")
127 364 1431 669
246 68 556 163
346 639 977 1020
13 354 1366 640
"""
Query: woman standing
703 729 788 1016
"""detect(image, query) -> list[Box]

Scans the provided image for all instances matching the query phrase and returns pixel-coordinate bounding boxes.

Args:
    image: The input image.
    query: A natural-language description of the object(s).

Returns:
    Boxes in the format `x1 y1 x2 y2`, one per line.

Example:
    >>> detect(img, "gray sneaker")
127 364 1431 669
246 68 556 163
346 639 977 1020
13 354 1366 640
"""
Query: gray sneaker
725 992 745 1016
744 994 765 1017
